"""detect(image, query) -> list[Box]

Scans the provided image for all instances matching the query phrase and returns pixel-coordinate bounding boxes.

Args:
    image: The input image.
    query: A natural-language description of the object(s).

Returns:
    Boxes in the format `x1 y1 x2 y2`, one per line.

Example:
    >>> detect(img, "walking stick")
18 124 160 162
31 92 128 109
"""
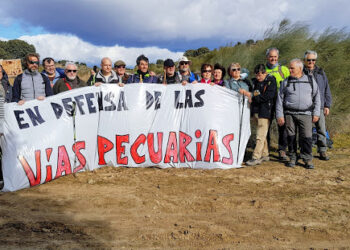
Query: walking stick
237 96 245 165
71 101 78 174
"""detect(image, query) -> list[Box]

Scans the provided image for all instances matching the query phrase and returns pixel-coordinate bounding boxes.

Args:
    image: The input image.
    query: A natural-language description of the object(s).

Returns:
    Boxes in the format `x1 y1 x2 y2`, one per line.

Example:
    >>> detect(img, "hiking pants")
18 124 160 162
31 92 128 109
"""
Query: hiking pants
315 110 327 153
285 114 313 162
253 116 270 160
278 122 288 152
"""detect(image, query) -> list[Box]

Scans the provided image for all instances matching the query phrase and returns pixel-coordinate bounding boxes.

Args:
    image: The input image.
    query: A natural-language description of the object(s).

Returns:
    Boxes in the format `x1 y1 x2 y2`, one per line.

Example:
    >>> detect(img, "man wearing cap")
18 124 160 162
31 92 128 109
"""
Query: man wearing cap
114 60 129 84
87 57 121 86
177 56 200 85
158 59 181 84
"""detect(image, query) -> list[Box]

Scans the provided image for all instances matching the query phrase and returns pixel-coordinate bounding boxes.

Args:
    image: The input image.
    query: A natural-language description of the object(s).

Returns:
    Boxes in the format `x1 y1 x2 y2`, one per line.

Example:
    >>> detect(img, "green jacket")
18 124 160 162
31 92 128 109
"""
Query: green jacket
53 77 87 94
265 64 290 89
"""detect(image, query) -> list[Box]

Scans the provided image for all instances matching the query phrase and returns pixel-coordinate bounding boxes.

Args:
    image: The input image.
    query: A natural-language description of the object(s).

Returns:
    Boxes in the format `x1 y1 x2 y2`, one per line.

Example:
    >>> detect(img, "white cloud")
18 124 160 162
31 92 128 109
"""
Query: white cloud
1 0 348 51
19 34 184 67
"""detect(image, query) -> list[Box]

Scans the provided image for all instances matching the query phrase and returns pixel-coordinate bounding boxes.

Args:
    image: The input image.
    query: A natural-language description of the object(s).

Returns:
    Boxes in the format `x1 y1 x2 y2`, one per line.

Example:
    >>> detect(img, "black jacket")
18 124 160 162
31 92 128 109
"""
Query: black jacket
251 75 277 119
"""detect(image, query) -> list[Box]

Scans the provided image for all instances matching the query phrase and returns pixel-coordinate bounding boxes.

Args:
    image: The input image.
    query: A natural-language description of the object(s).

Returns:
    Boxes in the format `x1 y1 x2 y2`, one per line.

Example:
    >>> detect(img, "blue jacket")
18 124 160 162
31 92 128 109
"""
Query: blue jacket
127 72 158 84
177 71 200 83
303 66 332 109
224 78 251 92
41 68 65 85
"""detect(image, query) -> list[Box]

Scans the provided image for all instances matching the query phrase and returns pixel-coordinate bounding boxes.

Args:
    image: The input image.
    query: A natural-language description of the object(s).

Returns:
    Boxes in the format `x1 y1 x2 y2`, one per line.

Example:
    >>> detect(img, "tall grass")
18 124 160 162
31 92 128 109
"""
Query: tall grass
185 20 350 135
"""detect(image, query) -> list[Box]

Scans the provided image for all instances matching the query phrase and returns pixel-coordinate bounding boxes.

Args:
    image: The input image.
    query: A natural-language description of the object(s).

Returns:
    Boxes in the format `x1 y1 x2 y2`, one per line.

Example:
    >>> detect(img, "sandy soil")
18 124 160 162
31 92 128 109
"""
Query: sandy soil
0 148 349 249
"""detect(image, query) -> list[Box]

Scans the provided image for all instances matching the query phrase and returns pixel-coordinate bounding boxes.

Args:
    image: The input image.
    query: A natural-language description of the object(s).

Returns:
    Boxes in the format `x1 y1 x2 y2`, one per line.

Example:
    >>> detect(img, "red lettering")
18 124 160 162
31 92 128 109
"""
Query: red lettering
130 134 146 164
204 130 220 162
45 148 53 182
55 146 72 178
97 136 114 165
164 132 178 163
72 141 87 173
147 132 163 164
116 135 129 165
179 131 194 162
196 142 202 161
19 151 42 187
222 134 234 165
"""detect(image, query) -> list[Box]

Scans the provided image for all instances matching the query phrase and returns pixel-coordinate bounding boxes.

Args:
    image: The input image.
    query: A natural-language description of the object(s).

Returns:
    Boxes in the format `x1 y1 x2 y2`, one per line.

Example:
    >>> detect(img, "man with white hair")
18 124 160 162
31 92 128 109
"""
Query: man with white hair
53 62 86 94
87 57 121 86
303 50 332 161
176 56 199 85
265 47 290 161
276 59 320 169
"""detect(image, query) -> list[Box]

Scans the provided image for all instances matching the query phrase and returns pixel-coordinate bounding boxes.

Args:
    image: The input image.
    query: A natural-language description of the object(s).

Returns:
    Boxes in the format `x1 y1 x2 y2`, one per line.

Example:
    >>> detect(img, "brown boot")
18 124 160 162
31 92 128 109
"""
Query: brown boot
278 150 288 161
319 152 330 161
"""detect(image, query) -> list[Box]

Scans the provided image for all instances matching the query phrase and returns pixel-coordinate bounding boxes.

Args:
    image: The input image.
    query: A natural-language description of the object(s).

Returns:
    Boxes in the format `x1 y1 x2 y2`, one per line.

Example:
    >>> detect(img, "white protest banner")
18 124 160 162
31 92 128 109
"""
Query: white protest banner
1 84 250 192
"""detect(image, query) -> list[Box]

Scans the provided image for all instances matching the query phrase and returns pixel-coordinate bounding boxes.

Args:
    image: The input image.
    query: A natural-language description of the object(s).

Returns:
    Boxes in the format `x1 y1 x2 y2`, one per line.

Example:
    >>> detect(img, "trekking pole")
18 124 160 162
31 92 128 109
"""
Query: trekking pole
71 101 78 174
163 69 167 85
237 96 245 165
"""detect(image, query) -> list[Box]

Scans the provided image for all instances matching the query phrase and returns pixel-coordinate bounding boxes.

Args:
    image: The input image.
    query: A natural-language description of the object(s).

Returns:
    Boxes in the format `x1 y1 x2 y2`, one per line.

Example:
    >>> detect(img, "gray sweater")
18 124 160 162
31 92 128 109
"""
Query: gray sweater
276 74 321 118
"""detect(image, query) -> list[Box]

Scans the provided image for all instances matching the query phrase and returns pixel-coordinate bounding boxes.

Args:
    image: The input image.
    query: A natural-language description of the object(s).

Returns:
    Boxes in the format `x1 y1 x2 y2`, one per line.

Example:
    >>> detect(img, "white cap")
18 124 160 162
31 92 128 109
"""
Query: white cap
179 56 191 62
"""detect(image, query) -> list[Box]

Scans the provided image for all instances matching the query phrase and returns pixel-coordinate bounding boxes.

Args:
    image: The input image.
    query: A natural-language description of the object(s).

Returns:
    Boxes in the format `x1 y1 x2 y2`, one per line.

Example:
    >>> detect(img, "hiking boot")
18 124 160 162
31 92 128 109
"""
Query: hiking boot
261 156 270 162
286 157 296 168
319 152 330 161
278 150 288 161
246 158 262 166
304 161 314 169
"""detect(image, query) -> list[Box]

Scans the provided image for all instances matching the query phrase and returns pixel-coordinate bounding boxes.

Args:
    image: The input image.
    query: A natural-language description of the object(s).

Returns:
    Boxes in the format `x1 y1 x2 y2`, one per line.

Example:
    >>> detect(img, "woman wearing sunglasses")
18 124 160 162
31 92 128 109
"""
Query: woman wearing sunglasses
224 62 252 102
199 64 213 84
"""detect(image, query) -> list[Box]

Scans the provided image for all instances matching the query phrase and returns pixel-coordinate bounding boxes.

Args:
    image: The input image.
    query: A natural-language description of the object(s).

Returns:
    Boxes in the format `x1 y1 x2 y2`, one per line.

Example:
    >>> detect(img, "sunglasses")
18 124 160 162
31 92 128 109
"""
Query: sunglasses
307 59 316 62
28 60 39 65
66 69 77 73
179 62 189 65
116 65 126 68
231 68 240 72
202 70 212 73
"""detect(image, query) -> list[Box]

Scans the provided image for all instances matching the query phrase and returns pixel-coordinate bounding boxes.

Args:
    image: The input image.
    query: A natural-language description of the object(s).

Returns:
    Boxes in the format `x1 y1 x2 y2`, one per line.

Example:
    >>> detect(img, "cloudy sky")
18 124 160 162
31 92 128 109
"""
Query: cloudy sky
0 0 348 66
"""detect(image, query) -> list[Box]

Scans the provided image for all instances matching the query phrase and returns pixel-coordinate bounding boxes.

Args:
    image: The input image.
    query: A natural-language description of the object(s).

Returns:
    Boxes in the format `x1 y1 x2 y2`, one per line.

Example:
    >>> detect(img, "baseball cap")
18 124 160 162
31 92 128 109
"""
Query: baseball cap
164 59 175 67
114 60 126 67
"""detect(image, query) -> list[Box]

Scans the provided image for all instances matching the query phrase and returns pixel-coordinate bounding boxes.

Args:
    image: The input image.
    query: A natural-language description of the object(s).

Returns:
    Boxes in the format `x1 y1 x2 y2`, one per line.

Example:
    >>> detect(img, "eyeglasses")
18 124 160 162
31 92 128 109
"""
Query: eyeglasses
66 69 77 73
202 70 212 73
307 59 316 62
116 65 126 68
179 62 189 65
28 60 39 65
231 68 240 72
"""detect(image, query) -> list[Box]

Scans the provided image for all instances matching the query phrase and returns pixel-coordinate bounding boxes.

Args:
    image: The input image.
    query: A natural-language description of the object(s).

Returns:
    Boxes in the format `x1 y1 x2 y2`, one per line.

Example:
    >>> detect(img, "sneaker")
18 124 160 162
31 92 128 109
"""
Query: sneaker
278 150 288 161
319 152 330 161
303 160 314 169
261 156 270 162
246 158 262 166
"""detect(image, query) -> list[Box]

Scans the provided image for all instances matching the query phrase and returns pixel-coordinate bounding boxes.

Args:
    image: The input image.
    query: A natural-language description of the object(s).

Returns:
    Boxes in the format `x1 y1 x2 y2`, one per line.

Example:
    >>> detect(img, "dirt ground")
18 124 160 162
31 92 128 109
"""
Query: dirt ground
0 147 349 249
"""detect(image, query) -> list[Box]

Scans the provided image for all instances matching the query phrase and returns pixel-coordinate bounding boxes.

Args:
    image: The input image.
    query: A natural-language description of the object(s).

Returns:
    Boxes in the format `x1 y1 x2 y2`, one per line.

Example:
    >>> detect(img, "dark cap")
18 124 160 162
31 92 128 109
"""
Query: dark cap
114 60 126 67
164 58 175 67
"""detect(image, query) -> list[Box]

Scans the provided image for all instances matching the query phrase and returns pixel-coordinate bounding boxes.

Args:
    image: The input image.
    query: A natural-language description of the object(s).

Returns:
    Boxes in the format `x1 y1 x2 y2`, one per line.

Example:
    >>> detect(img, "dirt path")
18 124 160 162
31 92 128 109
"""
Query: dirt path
0 148 349 249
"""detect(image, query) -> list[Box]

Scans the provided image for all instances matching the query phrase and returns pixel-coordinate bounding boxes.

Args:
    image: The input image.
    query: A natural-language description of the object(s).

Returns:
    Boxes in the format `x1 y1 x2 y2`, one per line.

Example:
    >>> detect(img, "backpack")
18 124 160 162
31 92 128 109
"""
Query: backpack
312 127 333 148
284 75 315 112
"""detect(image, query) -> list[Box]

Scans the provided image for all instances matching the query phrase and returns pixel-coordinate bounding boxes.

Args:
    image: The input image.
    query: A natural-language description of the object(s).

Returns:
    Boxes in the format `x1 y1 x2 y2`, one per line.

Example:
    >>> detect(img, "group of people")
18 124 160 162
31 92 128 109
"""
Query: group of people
0 47 332 177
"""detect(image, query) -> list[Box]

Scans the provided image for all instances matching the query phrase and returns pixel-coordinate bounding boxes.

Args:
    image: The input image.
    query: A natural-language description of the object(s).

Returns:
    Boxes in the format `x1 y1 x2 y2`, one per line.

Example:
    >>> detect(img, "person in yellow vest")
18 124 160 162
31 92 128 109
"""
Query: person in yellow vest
265 48 290 161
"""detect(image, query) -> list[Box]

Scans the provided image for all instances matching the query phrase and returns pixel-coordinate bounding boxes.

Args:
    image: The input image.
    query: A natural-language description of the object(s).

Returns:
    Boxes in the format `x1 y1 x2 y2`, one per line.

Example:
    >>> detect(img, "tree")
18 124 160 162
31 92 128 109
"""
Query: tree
1 39 36 59
156 59 164 65
196 47 210 56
